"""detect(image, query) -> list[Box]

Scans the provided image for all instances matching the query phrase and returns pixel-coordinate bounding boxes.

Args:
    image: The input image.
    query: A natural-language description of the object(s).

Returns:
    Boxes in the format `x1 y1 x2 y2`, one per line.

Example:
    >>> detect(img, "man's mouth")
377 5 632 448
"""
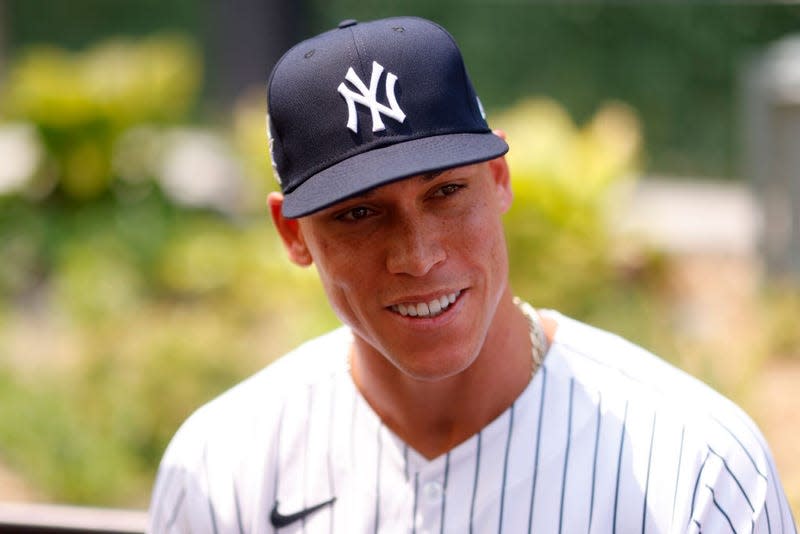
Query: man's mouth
389 290 462 318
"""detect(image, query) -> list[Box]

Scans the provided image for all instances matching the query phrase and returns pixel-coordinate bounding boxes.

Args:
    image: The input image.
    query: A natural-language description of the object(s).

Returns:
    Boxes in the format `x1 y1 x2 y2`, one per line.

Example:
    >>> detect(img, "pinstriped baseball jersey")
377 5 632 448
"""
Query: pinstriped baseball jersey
148 309 797 533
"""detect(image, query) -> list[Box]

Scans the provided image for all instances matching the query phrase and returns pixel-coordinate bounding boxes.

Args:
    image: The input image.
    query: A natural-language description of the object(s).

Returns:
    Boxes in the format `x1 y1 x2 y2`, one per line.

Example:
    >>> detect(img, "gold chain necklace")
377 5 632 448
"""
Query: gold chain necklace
513 296 549 378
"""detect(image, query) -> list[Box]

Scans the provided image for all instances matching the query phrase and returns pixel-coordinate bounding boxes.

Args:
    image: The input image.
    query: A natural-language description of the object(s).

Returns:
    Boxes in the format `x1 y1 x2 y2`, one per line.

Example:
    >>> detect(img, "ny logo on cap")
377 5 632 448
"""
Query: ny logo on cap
337 61 406 133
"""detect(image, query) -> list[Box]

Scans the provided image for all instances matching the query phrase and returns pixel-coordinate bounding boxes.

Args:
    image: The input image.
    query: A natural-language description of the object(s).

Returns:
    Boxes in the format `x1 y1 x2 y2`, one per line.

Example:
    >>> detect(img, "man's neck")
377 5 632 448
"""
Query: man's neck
349 294 537 460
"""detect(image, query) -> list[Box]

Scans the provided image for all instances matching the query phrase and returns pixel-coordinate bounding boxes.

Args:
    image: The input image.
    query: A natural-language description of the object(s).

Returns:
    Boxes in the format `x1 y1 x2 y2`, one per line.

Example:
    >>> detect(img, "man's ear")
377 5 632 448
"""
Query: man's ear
488 129 513 213
267 192 313 266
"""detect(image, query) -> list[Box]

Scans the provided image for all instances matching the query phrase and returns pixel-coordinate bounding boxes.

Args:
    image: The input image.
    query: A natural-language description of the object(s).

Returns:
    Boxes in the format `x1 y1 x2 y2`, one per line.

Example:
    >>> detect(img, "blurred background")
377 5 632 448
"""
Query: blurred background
0 0 798 522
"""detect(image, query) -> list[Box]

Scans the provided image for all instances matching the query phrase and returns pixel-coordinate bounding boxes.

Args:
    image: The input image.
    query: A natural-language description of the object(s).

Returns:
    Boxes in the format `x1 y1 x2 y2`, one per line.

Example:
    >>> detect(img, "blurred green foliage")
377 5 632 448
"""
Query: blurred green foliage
0 26 798 510
8 2 800 177
8 2 800 178
496 98 641 311
0 34 201 201
5 0 205 51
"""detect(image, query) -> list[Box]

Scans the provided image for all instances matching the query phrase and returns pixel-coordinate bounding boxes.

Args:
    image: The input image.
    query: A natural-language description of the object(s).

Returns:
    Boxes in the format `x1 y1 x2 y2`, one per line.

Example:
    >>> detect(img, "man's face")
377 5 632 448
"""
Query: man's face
276 158 513 382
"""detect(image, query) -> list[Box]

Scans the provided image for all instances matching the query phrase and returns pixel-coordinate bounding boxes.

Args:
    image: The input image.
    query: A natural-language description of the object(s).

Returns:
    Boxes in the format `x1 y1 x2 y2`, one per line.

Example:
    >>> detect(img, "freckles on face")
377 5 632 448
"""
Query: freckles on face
297 215 384 333
295 163 511 378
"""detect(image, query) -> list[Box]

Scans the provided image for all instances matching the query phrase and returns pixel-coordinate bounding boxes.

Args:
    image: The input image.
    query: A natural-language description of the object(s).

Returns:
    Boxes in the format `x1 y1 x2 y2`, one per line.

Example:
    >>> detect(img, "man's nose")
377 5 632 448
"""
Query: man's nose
385 218 446 276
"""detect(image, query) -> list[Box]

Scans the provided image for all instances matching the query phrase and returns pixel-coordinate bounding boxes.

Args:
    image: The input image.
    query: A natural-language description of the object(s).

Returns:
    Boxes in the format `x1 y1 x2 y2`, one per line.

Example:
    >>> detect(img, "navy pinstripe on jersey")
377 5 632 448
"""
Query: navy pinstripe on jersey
149 310 797 533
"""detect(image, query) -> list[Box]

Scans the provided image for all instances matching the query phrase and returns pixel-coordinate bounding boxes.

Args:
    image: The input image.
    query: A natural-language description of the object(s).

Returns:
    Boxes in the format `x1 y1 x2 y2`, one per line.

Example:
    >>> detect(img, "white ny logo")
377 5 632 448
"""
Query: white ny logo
337 61 406 133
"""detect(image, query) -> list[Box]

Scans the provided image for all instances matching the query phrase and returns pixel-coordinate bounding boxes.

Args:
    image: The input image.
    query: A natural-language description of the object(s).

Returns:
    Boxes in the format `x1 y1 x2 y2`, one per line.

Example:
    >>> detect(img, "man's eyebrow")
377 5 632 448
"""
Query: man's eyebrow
422 170 445 181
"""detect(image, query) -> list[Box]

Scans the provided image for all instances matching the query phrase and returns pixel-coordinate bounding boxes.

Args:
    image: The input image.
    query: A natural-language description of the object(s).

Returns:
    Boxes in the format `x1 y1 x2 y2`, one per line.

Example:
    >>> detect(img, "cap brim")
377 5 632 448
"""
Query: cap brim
281 132 509 218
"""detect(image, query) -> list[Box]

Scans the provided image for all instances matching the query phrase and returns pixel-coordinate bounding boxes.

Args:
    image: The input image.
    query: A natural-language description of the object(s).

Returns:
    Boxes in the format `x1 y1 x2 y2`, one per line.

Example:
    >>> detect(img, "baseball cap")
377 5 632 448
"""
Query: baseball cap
267 16 509 218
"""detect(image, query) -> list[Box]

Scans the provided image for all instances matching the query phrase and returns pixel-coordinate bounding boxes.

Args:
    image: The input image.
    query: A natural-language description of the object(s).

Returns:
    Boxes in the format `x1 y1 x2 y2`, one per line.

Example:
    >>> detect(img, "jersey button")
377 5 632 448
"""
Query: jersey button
422 481 443 502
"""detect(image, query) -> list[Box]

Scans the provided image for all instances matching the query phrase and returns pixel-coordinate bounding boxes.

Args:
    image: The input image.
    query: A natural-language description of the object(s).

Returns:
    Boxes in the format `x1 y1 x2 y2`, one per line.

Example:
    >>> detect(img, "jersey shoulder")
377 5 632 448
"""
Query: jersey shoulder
543 311 795 531
149 327 353 531
546 310 743 415
543 310 777 471
167 325 351 451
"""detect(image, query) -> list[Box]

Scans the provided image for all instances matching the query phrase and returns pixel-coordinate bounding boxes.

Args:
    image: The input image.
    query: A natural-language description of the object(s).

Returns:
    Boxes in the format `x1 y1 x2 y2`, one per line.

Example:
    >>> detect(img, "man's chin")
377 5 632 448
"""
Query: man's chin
386 346 478 383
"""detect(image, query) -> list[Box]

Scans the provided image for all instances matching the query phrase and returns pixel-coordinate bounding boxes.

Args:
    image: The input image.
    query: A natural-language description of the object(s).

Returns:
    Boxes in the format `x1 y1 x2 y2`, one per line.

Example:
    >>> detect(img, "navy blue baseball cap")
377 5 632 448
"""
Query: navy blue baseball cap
267 16 508 218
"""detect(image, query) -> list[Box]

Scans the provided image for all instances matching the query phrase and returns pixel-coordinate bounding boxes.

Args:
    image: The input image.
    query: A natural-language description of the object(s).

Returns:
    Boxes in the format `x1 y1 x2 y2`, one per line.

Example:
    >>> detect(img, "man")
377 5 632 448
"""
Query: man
149 16 796 533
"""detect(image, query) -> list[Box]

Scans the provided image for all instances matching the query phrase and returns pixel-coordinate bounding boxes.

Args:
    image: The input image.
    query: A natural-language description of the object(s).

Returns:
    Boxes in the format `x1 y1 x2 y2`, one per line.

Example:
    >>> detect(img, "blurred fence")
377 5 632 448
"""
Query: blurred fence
0 503 146 533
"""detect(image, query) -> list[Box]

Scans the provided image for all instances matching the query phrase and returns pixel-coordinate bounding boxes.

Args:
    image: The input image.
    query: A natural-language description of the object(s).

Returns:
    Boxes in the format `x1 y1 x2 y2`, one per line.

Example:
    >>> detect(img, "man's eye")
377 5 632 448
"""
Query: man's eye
433 183 464 197
337 206 374 221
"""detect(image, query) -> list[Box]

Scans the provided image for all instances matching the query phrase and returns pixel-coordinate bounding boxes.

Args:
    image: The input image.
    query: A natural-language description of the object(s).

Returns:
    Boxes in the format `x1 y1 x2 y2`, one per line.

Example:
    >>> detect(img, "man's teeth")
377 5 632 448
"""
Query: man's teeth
391 291 461 318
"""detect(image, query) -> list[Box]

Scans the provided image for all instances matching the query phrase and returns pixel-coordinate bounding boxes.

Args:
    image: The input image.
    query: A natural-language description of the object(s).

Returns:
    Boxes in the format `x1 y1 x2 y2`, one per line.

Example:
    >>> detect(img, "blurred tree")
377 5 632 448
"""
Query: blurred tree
4 0 207 112
0 34 202 201
5 0 202 49
6 1 800 177
0 0 6 79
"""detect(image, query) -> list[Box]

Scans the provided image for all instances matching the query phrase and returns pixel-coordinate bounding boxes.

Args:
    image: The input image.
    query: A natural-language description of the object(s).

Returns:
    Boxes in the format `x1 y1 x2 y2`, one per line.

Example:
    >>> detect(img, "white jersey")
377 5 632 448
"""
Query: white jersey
149 310 797 533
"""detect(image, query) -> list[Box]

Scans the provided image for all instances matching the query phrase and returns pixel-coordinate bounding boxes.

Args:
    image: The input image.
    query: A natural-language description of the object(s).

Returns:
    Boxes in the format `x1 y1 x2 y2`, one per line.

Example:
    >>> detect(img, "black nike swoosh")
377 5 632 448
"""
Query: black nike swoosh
270 497 336 528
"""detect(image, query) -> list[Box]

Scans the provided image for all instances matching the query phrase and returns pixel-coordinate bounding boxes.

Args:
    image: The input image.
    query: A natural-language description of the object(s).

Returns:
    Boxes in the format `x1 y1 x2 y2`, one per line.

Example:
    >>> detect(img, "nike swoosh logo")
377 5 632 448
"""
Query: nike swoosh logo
270 497 336 528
